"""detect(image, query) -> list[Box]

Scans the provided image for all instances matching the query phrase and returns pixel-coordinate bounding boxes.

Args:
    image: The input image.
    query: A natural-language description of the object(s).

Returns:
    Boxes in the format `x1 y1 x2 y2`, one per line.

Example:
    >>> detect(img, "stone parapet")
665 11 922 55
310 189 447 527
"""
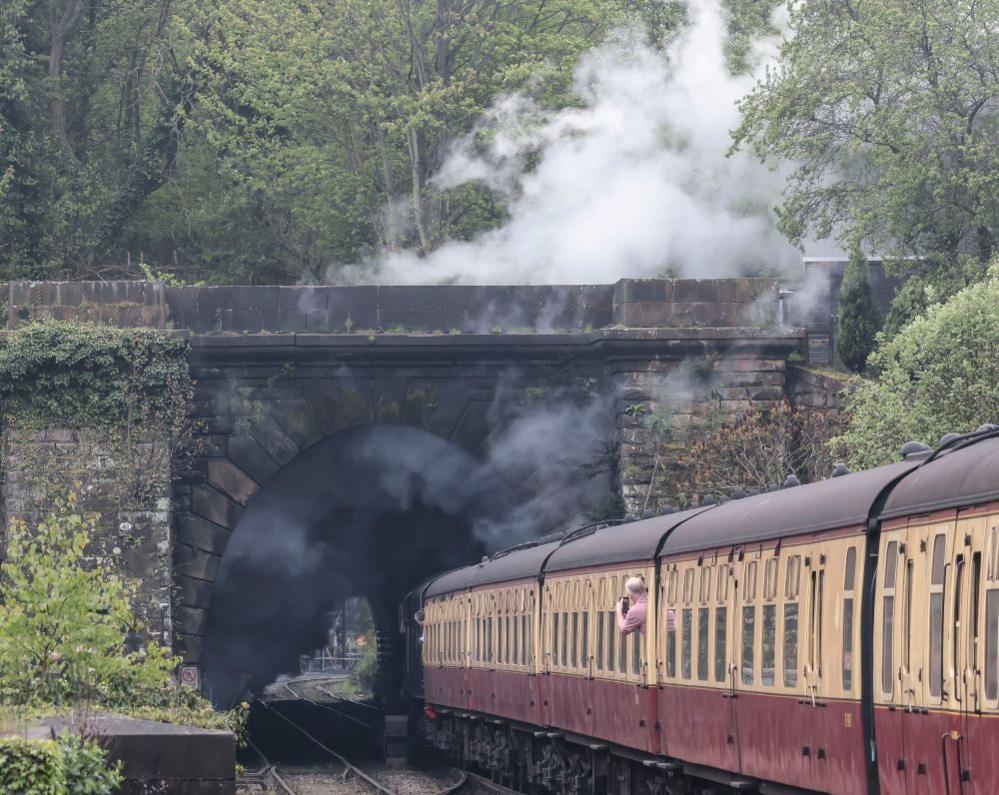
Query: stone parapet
2 277 788 334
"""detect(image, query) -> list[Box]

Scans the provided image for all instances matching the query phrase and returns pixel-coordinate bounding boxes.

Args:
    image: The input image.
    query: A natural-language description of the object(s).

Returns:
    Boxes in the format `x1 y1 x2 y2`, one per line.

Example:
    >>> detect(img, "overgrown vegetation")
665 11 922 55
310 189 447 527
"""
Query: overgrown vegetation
0 321 191 433
0 495 246 783
833 268 999 469
836 248 879 373
647 400 844 508
0 733 122 795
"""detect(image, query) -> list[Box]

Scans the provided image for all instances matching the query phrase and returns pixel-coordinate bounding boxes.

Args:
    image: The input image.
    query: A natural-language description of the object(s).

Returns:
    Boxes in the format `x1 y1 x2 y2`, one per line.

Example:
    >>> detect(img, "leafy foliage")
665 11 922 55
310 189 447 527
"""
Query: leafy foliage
834 268 999 469
735 0 999 271
0 734 122 795
836 249 879 372
0 493 178 708
676 401 844 502
0 321 192 433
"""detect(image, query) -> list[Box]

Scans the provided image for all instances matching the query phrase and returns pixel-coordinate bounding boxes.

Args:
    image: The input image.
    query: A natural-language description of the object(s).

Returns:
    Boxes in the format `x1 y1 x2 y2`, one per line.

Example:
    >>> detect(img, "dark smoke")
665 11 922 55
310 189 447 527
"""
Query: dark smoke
203 390 617 706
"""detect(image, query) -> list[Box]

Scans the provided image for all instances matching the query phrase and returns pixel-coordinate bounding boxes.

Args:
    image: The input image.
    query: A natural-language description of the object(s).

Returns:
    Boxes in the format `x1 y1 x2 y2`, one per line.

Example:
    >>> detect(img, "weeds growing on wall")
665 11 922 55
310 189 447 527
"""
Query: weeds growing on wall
0 321 192 434
0 321 199 511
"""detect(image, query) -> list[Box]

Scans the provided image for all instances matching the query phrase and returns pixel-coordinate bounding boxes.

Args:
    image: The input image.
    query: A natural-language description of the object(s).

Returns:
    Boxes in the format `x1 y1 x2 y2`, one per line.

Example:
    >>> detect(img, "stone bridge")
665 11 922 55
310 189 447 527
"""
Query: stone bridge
0 278 819 701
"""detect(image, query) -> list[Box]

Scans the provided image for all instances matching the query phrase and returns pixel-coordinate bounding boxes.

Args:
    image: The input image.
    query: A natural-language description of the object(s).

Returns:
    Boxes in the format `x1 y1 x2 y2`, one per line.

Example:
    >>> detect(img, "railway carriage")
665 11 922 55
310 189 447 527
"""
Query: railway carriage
408 428 999 794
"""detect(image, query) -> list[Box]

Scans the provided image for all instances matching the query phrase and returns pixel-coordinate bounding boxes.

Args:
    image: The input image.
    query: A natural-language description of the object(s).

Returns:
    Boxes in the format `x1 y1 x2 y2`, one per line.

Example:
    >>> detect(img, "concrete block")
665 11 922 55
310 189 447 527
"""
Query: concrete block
614 279 672 303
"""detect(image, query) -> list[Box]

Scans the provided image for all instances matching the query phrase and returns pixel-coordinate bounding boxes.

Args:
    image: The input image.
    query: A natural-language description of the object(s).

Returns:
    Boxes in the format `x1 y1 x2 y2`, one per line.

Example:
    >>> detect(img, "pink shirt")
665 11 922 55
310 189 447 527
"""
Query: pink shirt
619 593 648 635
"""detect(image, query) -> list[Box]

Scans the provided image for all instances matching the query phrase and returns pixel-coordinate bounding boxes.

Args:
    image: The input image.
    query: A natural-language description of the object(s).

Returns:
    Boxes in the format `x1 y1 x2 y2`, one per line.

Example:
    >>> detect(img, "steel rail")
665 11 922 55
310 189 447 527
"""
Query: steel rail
314 683 384 712
282 680 380 730
253 695 397 794
244 736 296 795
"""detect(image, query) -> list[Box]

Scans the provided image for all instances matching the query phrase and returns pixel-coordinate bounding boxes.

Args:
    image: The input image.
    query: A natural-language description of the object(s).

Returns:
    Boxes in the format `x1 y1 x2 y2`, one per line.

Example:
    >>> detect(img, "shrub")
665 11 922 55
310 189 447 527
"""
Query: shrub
0 493 178 709
834 270 999 468
836 249 879 373
0 733 121 795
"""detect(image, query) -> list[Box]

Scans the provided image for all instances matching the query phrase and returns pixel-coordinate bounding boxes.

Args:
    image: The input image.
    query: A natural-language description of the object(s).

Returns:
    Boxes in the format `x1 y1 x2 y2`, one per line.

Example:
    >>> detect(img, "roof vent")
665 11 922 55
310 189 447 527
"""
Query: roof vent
939 432 961 447
659 504 676 515
699 495 716 506
900 441 932 459
479 555 490 566
730 488 747 500
745 488 759 497
831 463 850 478
641 509 655 519
976 423 999 434
783 474 801 488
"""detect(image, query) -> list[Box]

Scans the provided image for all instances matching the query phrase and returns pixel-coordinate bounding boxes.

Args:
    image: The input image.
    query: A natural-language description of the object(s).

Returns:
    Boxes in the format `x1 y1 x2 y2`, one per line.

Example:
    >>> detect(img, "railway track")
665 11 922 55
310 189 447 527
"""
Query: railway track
242 694 470 795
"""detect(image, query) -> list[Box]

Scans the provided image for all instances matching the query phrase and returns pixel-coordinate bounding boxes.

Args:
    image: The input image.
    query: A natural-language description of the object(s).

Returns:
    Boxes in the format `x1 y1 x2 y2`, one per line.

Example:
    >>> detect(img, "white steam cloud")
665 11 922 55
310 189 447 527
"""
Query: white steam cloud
341 0 799 285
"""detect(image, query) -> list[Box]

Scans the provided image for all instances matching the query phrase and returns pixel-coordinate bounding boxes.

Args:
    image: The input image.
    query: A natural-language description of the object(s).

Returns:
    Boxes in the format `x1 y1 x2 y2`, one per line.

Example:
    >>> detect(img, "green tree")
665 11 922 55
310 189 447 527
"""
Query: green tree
833 265 999 469
0 493 178 708
836 248 878 372
735 0 999 273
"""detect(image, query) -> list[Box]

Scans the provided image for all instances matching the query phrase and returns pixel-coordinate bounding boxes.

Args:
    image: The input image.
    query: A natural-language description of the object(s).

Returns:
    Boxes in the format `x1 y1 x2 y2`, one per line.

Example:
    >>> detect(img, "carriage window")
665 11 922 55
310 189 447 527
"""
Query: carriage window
571 612 579 668
632 631 641 676
881 596 894 695
552 613 560 666
929 534 946 698
681 608 693 679
742 606 755 685
700 568 712 603
607 612 617 674
683 570 695 603
784 603 798 686
513 613 519 665
884 542 898 588
597 612 605 670
582 613 589 671
764 558 778 600
844 547 857 591
668 569 679 603
745 561 758 600
523 614 530 665
619 615 628 673
714 607 727 682
986 589 999 701
842 597 854 690
717 565 729 601
785 556 801 599
762 605 776 686
666 608 677 677
561 612 569 669
487 617 493 663
697 607 710 680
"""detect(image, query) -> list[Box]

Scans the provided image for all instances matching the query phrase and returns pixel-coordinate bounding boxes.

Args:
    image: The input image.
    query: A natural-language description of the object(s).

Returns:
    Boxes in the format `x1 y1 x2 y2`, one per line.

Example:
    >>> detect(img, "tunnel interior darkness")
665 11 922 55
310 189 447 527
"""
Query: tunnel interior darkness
203 424 524 708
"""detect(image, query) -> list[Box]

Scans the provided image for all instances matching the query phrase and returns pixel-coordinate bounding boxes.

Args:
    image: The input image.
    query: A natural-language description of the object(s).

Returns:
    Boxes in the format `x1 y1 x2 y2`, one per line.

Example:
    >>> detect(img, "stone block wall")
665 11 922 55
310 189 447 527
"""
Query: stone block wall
785 363 851 411
1 429 174 645
615 352 793 515
2 277 782 334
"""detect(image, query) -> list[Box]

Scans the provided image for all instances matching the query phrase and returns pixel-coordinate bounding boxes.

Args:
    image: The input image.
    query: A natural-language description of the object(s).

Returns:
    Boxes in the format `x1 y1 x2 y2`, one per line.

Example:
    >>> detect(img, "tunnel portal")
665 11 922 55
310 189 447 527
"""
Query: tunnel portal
203 424 557 707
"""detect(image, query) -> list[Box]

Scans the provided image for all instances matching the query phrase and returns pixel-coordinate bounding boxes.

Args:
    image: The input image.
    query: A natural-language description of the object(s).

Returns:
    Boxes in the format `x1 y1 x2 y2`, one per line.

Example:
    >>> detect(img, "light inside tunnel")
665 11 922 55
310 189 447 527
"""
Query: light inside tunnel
203 424 521 708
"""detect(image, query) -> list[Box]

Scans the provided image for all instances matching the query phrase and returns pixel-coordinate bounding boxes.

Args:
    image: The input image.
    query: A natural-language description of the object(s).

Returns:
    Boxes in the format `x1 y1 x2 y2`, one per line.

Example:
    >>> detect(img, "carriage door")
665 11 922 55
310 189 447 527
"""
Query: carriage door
950 510 985 792
874 525 910 795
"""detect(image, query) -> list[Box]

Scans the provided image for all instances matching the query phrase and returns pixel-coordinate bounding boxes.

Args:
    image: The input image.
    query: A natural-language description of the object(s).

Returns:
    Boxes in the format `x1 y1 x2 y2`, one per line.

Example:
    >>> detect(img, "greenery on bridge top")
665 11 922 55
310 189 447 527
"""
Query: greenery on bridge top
0 321 192 432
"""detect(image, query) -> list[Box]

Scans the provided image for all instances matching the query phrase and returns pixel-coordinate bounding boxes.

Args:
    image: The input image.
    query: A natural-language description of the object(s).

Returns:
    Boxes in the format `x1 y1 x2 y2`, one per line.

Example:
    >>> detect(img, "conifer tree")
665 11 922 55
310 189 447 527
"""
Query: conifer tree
837 248 879 373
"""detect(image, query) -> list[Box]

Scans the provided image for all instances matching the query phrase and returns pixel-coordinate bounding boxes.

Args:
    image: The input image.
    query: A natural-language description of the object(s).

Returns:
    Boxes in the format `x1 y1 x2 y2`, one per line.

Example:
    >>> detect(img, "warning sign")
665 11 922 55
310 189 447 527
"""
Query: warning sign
180 665 200 690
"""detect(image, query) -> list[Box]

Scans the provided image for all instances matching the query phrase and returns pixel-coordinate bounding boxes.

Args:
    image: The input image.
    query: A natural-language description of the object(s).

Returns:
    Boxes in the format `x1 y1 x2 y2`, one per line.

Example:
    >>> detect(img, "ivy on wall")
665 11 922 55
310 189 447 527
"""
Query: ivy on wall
0 321 192 432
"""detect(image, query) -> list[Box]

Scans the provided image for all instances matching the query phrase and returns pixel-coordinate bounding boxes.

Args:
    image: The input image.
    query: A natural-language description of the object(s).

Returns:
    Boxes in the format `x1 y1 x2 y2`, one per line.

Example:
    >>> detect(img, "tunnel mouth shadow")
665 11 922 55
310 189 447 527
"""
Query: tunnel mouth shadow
203 424 518 708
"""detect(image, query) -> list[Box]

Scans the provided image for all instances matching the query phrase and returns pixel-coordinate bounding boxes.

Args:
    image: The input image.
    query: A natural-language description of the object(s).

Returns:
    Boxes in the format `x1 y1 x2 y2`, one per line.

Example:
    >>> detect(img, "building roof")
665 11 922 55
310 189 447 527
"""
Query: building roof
545 509 711 574
660 459 919 557
880 435 999 519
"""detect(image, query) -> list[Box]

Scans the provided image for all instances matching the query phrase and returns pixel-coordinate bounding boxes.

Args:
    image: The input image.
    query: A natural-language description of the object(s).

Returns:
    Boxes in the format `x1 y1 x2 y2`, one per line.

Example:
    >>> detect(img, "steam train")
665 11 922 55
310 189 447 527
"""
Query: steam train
400 427 999 794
